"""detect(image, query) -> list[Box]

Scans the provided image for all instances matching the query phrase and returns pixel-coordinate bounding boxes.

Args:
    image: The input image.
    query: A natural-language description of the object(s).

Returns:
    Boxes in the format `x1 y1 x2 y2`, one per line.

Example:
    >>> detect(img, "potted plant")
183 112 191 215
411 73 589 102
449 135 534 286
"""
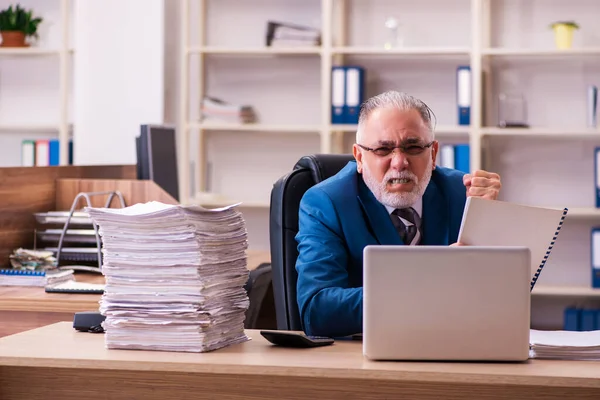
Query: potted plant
0 4 43 47
550 21 579 50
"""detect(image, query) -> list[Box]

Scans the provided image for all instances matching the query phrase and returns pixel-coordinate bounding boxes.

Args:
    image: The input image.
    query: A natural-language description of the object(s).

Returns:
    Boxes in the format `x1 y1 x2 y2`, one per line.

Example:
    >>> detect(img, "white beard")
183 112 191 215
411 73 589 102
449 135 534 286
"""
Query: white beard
362 157 433 209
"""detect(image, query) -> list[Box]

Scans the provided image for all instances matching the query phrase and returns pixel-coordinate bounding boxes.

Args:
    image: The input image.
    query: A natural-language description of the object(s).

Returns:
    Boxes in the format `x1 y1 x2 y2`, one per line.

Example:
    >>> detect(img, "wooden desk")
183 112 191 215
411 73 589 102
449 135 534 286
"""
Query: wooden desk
0 250 271 338
0 323 599 400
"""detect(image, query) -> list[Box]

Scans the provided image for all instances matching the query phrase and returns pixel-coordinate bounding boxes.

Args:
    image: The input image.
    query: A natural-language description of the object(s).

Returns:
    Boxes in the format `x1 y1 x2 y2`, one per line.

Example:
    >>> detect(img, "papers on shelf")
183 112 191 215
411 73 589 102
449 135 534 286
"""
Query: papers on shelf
530 329 600 360
201 97 257 124
85 201 251 353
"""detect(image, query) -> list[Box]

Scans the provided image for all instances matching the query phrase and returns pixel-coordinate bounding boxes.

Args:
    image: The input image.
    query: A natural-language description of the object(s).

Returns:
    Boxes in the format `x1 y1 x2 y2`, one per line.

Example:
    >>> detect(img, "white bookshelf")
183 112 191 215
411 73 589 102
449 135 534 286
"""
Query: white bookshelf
179 0 600 326
0 0 73 166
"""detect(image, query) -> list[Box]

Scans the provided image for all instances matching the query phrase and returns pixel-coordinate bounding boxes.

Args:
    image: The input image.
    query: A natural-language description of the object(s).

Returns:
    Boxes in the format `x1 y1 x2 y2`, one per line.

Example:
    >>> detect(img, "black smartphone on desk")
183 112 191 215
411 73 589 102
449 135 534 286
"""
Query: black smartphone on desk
260 330 334 348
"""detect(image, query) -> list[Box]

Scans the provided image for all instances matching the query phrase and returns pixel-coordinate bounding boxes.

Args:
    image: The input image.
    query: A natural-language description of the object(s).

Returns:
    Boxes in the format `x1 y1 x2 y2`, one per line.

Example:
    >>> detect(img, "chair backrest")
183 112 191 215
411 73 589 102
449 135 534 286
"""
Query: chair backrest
243 263 272 329
269 154 355 330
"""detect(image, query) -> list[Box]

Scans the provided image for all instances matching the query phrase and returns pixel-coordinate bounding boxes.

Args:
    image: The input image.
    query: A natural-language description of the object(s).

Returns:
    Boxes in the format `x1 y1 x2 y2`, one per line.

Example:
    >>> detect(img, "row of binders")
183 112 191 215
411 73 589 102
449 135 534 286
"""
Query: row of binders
21 138 73 167
331 65 472 126
436 144 470 174
564 307 600 331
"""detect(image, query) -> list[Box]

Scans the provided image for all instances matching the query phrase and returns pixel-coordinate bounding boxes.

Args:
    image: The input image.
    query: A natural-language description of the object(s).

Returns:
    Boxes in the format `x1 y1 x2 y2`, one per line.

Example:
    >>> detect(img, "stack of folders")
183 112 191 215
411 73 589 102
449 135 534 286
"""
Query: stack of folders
85 201 251 353
530 329 600 360
265 21 320 47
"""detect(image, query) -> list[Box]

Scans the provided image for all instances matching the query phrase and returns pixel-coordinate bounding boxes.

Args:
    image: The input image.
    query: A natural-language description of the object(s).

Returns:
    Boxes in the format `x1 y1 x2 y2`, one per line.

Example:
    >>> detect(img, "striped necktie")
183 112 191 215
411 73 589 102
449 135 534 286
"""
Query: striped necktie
391 207 421 245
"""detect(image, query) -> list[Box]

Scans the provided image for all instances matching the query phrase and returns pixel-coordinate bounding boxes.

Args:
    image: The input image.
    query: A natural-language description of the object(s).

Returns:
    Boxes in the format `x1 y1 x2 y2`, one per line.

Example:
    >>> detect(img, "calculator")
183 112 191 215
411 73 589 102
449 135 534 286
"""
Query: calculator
260 330 334 348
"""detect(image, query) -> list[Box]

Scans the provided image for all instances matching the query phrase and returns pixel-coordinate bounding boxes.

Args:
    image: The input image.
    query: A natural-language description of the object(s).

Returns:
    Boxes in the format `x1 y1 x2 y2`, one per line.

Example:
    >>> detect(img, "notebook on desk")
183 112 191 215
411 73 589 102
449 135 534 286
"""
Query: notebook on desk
45 280 105 294
457 197 568 290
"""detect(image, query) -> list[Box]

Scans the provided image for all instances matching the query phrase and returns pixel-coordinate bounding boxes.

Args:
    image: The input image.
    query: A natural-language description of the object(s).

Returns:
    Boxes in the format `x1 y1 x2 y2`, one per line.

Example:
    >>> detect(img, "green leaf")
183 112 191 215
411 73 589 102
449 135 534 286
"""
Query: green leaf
0 3 43 36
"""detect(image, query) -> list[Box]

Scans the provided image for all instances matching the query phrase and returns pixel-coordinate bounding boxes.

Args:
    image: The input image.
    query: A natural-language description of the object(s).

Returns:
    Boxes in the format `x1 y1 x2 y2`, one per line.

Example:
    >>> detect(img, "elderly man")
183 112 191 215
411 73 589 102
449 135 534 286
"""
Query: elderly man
295 91 501 337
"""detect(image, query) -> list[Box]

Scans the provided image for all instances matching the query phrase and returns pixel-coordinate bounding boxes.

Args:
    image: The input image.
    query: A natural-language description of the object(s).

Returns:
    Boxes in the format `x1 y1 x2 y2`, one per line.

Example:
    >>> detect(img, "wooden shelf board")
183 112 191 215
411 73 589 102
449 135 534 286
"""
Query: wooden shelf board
564 208 600 218
330 124 469 135
532 285 600 297
190 122 321 133
332 46 471 56
483 47 600 57
0 124 62 133
188 46 321 55
481 127 600 139
185 192 269 209
0 48 61 56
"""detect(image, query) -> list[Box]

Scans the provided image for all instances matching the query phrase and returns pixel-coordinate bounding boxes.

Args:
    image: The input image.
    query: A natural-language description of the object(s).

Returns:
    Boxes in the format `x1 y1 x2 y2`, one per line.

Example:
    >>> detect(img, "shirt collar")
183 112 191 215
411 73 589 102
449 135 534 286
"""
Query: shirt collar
384 197 423 219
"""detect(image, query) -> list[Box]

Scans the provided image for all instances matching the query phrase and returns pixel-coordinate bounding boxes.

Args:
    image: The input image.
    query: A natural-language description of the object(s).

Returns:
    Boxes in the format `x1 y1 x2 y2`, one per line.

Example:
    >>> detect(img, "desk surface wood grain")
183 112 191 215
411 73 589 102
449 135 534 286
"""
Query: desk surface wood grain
0 249 270 313
0 322 599 387
1 323 600 399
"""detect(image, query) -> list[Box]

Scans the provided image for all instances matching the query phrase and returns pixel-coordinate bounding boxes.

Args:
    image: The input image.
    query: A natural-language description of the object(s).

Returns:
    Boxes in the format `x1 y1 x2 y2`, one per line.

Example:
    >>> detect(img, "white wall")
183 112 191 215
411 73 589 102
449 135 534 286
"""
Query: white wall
72 0 165 165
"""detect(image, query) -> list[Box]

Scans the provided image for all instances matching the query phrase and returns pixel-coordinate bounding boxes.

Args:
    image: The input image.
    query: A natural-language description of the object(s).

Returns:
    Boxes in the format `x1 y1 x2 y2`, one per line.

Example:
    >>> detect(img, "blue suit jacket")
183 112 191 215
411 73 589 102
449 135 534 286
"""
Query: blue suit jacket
295 160 467 337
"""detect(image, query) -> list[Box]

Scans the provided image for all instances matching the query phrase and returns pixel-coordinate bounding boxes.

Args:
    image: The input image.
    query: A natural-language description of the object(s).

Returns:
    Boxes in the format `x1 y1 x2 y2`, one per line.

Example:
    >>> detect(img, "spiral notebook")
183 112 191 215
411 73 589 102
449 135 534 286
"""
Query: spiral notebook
0 269 74 287
457 197 568 291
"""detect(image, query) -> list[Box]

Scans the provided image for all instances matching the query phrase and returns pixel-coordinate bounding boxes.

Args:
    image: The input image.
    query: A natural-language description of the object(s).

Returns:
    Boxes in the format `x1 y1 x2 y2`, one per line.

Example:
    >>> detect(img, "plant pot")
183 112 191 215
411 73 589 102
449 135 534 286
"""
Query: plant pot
0 31 28 47
552 24 575 50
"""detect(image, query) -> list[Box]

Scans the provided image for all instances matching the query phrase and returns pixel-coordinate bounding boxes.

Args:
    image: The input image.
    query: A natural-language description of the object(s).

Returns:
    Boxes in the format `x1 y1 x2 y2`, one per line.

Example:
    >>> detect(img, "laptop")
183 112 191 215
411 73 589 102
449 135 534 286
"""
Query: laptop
362 245 531 362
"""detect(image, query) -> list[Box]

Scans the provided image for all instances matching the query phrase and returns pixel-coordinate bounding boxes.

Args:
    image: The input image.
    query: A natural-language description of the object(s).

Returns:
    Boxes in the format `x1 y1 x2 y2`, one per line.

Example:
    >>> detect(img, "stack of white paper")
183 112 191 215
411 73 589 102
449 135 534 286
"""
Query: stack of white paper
530 329 600 360
85 201 251 353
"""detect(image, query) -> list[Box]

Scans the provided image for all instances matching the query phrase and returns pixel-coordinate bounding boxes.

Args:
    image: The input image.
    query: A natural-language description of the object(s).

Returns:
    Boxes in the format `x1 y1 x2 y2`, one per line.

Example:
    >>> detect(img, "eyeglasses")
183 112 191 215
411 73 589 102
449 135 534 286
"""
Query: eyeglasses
357 141 435 157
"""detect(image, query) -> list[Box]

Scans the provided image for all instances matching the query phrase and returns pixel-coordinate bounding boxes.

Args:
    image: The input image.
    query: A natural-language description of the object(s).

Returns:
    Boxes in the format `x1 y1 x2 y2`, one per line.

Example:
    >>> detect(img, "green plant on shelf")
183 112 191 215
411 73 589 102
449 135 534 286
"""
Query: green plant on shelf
0 4 43 48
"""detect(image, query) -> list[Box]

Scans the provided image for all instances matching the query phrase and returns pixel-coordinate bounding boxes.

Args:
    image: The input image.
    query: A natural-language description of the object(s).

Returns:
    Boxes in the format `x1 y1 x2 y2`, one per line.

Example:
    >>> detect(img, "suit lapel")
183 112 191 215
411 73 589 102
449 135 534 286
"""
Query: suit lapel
357 176 403 245
421 175 450 245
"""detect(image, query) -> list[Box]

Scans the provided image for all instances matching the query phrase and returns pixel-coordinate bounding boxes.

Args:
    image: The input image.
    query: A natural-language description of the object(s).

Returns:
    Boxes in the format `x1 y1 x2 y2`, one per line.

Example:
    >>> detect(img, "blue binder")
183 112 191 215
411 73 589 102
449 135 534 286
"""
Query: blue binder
456 66 471 126
592 228 600 288
343 66 365 125
454 144 470 173
595 147 600 208
331 66 346 124
581 309 597 331
563 307 580 331
49 139 60 166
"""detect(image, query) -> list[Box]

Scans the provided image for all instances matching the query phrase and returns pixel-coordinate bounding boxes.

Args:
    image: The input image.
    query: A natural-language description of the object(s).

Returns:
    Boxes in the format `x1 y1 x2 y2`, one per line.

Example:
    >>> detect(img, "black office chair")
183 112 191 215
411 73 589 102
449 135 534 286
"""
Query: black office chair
243 262 272 329
269 154 355 330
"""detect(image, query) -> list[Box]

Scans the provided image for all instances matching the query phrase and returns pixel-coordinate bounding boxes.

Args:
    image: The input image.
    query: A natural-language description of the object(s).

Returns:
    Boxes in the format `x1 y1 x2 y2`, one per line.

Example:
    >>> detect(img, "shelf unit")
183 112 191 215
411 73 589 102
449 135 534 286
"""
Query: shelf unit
178 0 600 202
0 0 73 166
179 1 600 325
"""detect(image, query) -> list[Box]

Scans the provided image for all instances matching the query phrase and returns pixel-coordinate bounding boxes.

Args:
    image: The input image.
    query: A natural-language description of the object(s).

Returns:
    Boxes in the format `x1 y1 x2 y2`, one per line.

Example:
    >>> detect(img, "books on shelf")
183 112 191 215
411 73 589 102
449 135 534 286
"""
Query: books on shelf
201 97 257 124
21 138 73 167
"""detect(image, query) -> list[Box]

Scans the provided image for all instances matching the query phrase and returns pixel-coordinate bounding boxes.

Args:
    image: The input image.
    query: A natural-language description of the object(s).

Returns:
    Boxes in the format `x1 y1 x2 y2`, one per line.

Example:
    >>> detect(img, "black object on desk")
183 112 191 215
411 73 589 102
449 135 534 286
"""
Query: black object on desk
73 311 106 333
260 330 334 348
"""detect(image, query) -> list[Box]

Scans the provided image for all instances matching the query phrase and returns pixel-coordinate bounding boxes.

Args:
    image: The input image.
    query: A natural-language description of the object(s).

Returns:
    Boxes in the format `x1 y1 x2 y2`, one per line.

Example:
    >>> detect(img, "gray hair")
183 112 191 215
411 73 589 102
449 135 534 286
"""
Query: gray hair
356 91 436 143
